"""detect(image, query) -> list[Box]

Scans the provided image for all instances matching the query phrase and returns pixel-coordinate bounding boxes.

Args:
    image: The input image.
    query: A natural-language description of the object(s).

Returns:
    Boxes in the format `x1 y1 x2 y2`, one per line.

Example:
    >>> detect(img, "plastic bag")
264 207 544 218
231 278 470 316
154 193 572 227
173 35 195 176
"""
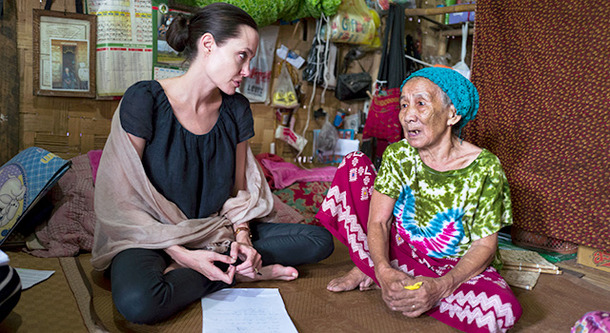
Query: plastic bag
275 114 308 152
240 26 280 103
452 22 471 80
327 0 381 47
375 0 416 10
316 120 339 152
271 63 299 109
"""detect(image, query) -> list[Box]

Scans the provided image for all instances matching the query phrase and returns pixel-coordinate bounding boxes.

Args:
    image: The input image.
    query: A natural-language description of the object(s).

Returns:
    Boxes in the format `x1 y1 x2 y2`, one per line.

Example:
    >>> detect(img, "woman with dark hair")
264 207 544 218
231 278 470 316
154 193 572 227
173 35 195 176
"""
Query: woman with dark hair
316 67 522 332
91 3 333 324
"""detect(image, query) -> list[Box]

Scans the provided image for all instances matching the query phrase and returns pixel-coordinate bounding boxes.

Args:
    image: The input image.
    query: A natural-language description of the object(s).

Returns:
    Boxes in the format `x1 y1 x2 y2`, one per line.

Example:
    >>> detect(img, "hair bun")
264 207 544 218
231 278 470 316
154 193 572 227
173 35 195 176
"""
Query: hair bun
165 15 189 53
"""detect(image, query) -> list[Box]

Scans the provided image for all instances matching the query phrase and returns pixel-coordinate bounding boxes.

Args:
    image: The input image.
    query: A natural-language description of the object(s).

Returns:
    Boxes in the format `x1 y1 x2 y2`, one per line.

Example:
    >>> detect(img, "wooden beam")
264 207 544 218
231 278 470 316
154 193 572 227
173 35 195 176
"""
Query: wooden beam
404 4 476 16
441 27 475 37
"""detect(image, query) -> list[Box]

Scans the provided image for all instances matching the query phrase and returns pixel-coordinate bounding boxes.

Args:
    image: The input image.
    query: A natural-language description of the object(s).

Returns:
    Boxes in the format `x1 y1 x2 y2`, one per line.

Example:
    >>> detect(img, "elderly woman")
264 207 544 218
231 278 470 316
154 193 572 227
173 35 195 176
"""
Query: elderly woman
316 67 522 332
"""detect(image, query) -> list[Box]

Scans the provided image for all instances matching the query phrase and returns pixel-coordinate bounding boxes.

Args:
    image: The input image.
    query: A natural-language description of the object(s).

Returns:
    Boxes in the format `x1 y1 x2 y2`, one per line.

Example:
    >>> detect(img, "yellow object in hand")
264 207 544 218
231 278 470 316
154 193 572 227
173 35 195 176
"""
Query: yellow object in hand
404 282 423 290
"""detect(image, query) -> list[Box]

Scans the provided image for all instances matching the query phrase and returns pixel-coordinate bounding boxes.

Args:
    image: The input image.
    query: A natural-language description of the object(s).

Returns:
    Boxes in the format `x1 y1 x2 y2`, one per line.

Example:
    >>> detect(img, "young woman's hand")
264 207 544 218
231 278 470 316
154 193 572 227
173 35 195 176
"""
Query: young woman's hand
230 242 262 279
165 245 236 284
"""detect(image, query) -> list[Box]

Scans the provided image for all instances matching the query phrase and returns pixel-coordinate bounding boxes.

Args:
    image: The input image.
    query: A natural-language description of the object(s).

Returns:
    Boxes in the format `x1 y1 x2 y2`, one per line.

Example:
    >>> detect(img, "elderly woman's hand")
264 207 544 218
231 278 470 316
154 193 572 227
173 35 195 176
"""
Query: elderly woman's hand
376 265 415 311
376 265 452 317
398 275 452 317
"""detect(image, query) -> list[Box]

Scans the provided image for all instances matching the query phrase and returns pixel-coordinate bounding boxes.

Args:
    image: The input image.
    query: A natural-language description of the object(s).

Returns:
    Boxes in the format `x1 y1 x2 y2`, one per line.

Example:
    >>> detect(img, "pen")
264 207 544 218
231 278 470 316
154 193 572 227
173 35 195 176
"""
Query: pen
404 281 423 290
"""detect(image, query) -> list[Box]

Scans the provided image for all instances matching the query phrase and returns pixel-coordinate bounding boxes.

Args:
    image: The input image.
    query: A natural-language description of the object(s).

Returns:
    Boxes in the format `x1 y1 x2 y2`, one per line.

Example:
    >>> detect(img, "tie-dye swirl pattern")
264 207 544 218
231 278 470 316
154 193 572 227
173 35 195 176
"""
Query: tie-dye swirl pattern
394 184 465 258
375 140 512 260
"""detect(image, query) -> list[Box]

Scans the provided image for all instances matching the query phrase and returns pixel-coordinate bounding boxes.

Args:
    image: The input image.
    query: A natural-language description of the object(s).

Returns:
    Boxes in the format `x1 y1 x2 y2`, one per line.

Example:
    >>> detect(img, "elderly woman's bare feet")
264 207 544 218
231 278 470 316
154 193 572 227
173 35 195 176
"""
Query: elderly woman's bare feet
327 266 377 292
236 264 299 282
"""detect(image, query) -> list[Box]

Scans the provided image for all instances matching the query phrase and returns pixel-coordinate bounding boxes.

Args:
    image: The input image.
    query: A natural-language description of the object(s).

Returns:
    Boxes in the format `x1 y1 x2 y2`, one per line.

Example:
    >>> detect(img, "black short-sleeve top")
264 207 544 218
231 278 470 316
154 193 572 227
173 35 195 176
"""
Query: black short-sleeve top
119 80 254 219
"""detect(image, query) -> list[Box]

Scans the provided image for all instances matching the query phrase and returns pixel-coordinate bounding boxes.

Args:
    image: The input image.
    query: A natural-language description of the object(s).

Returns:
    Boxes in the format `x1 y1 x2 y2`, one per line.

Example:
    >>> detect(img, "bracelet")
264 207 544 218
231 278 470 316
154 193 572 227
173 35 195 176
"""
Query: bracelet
234 227 251 238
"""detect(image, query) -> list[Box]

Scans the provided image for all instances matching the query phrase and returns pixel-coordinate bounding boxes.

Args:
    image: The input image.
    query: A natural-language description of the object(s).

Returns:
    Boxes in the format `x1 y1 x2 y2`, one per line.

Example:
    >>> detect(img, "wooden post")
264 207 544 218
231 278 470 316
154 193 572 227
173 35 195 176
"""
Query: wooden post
0 0 19 164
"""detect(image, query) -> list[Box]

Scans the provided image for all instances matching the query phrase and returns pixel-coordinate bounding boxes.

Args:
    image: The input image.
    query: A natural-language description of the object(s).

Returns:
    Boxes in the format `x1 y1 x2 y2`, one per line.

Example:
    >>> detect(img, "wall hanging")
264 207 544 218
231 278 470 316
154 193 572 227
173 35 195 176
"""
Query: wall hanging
33 9 97 98
362 3 407 157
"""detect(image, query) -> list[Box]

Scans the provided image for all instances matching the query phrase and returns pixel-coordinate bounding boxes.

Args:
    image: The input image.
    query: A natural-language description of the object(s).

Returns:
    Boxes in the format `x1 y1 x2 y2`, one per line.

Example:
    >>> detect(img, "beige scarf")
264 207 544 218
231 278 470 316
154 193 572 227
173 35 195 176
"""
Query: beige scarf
91 105 273 270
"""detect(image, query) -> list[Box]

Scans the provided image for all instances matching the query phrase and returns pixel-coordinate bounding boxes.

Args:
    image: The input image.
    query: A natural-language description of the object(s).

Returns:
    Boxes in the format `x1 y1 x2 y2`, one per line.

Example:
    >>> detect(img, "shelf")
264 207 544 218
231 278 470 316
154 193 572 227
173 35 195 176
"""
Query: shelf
404 3 476 16
440 27 474 37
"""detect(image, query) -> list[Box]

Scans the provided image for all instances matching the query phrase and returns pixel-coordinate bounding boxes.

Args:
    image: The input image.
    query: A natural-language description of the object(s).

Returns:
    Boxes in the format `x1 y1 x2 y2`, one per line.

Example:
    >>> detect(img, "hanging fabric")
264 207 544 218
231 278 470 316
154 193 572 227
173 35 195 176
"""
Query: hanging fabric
362 3 407 157
75 0 83 14
44 0 84 13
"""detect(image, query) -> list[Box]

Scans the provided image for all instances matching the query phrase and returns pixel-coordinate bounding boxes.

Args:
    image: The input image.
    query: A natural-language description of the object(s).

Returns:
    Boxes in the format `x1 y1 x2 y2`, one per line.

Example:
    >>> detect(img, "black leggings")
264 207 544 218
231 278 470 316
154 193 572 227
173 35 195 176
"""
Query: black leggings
110 222 334 324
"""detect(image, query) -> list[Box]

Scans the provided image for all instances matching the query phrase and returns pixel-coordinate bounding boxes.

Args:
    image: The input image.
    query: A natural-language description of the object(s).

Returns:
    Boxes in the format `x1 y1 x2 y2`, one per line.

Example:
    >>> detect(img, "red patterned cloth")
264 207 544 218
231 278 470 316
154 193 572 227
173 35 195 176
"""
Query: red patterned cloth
464 0 610 252
32 154 96 257
362 87 403 145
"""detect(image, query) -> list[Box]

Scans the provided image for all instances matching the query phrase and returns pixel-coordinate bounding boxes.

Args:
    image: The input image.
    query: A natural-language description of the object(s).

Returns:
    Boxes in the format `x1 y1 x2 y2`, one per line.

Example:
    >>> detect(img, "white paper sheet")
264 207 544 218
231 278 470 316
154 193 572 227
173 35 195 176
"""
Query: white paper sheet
334 138 360 156
15 268 55 290
0 250 9 266
276 45 305 69
201 288 298 333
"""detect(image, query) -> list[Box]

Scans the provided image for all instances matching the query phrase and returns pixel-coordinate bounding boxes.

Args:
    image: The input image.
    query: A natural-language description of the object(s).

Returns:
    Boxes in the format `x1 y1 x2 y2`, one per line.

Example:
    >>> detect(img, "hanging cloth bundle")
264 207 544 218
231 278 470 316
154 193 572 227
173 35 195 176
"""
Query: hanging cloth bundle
362 3 407 156
375 3 407 91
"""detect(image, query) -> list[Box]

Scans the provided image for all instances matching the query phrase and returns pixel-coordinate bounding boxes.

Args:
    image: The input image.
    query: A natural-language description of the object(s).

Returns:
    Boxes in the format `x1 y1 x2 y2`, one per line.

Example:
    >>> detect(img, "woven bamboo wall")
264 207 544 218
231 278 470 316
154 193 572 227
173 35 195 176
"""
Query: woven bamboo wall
14 1 377 162
17 1 118 160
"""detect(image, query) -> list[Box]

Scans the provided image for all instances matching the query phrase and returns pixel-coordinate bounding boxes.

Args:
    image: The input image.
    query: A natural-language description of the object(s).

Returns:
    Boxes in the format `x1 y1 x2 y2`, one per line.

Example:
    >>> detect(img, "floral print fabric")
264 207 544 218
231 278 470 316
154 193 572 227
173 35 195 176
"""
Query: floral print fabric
273 181 330 226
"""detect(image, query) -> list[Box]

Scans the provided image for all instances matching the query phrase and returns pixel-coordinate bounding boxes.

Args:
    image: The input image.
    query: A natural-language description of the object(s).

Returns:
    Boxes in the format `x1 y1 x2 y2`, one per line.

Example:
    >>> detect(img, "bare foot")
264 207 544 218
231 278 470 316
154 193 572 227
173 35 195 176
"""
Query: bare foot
327 266 377 292
236 264 299 282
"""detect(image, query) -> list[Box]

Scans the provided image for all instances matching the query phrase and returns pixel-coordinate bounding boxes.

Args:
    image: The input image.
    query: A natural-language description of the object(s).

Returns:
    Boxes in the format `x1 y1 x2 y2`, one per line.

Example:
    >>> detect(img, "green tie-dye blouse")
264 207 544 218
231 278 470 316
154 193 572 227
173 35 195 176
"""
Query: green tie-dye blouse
374 140 512 262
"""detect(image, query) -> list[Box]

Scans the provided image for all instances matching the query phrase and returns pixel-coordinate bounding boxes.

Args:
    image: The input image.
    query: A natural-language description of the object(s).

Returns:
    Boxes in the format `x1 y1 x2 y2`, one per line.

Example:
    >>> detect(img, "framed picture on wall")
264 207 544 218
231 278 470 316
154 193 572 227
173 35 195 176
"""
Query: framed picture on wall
33 9 97 98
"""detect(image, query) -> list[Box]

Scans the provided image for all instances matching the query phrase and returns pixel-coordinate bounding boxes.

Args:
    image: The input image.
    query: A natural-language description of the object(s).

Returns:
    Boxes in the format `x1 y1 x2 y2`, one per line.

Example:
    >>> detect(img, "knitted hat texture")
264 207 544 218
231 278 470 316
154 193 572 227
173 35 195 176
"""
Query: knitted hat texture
400 67 479 130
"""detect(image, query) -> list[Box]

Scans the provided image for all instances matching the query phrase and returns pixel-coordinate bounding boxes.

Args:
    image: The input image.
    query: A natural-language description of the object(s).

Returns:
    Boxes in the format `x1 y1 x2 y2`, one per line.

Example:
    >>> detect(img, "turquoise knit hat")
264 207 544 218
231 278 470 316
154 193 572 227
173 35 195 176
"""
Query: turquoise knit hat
400 67 479 131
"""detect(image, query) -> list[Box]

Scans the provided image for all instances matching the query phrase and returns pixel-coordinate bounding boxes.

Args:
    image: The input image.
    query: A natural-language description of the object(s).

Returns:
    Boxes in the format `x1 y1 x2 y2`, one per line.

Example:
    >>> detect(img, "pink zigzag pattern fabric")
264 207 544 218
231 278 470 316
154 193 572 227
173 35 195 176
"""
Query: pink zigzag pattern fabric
441 290 516 333
321 185 373 267
390 259 416 277
315 152 522 332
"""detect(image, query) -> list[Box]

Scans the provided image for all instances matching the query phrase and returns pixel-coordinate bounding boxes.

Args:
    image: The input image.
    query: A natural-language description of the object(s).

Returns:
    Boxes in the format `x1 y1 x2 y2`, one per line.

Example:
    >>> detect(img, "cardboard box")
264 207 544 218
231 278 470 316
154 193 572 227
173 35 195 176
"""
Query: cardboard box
447 11 469 25
577 245 610 273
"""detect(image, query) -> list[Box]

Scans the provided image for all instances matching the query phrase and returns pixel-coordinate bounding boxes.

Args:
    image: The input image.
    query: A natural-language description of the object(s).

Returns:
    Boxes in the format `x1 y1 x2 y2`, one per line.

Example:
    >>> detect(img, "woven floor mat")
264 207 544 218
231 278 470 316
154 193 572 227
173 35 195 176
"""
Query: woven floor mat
72 240 610 332
0 251 88 332
74 242 457 333
5 240 609 332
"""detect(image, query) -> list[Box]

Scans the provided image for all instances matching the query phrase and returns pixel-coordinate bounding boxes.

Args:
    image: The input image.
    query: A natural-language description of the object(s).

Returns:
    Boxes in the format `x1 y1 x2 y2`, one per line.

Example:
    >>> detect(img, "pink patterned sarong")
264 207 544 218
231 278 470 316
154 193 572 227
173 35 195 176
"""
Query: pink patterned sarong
315 152 522 333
